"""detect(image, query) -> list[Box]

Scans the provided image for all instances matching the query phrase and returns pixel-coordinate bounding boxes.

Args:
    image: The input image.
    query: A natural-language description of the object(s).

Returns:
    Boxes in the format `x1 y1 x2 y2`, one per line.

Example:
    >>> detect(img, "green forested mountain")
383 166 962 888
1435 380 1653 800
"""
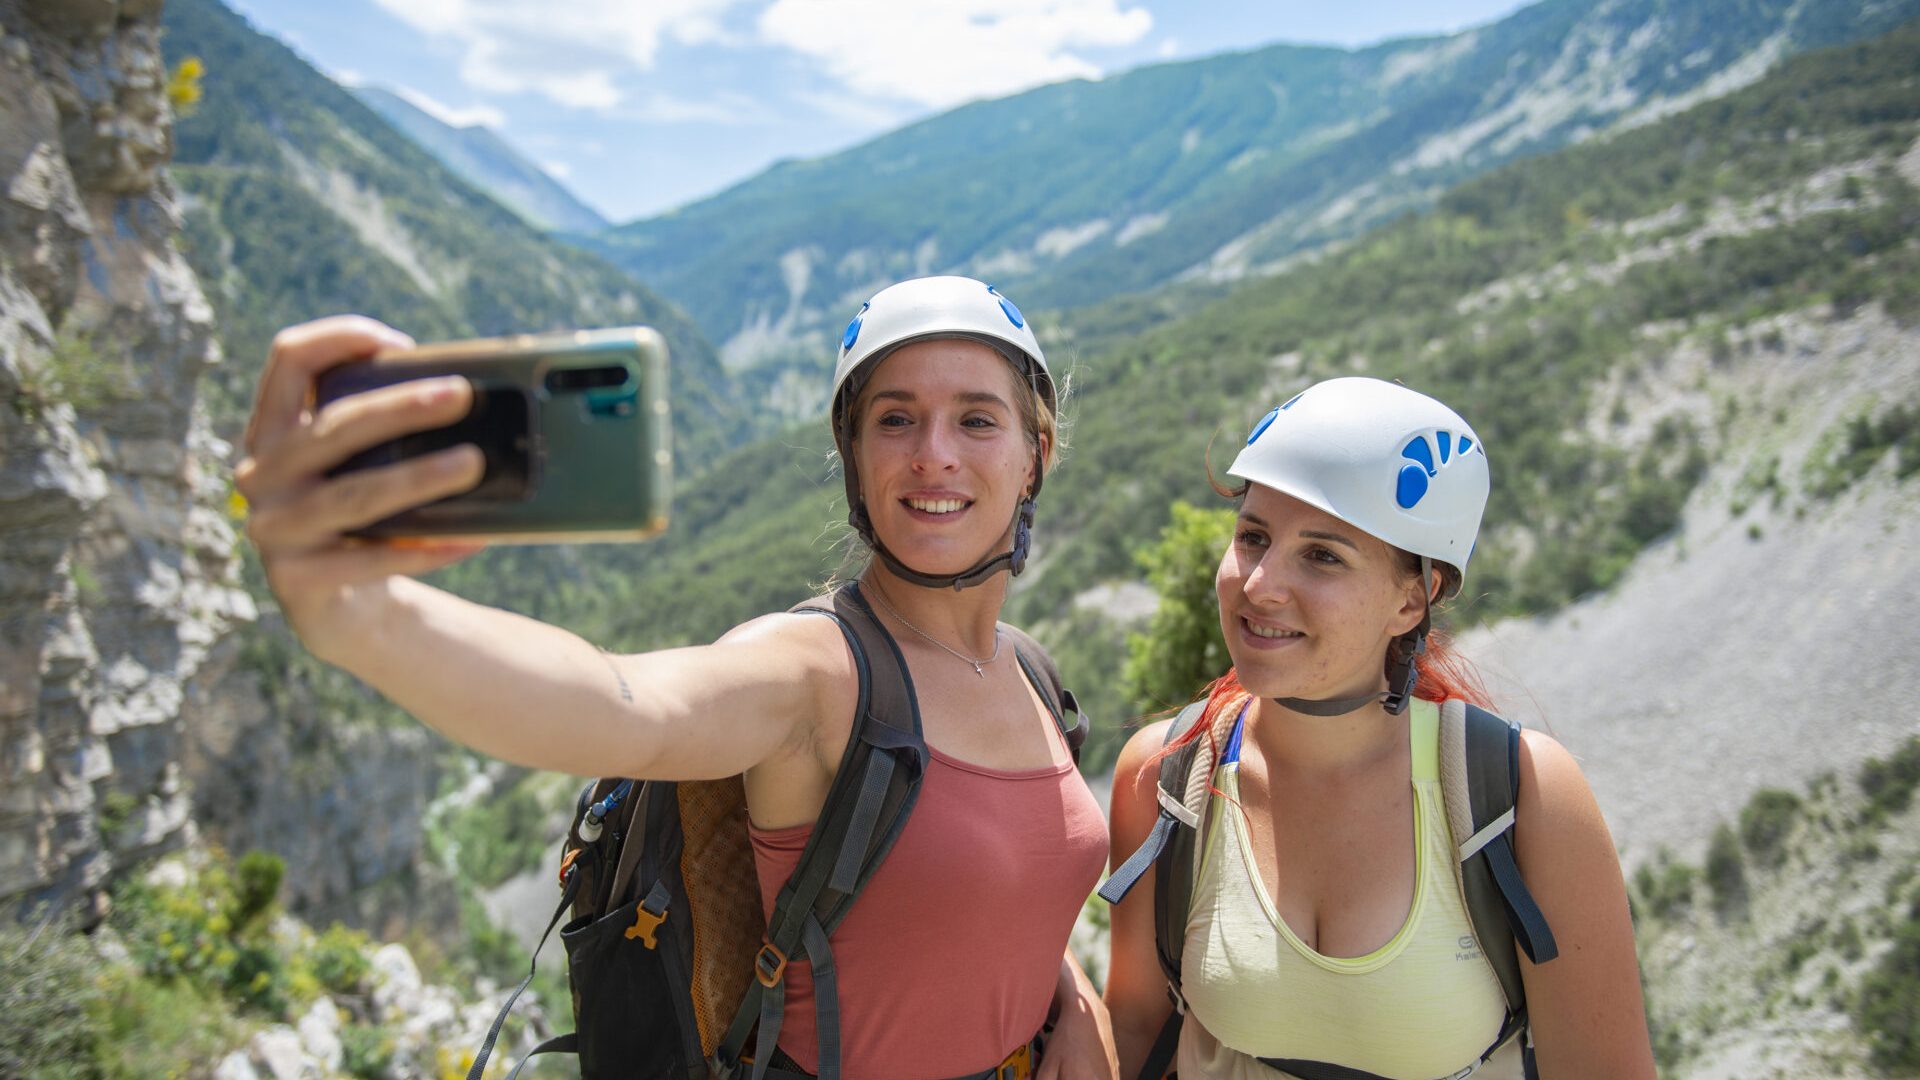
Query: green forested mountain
160 0 741 468
584 0 1920 422
353 85 610 236
540 20 1920 771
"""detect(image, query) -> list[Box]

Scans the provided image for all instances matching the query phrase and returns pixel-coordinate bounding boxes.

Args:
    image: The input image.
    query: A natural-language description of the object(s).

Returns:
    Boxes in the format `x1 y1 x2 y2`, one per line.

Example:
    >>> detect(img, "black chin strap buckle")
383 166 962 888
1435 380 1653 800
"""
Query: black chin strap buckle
1007 497 1036 576
1380 632 1426 716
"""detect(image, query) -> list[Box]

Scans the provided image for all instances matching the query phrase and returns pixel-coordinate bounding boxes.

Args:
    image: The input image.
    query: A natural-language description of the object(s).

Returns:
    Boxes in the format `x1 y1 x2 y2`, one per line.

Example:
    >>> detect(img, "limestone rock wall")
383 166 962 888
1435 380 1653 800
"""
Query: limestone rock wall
0 0 251 920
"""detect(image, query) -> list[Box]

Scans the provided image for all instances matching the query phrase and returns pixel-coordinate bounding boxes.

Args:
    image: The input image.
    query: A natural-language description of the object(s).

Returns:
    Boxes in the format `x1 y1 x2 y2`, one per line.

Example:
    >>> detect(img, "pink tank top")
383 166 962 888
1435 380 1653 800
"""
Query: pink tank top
749 717 1107 1079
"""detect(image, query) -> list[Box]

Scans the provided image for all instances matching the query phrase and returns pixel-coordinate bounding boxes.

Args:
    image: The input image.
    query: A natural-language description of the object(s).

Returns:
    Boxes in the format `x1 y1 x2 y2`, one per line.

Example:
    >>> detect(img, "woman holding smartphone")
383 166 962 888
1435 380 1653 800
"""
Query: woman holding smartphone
236 277 1115 1080
1102 379 1654 1079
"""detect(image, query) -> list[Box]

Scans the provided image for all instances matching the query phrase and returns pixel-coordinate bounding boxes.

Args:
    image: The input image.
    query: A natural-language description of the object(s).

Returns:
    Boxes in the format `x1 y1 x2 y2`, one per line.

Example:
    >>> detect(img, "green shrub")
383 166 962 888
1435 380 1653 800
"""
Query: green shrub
1123 502 1238 717
0 924 105 1079
1739 788 1801 868
230 850 285 932
6 329 137 422
1856 897 1920 1071
308 923 374 995
1730 453 1782 515
341 1024 396 1080
92 967 247 1079
1706 823 1748 918
1859 736 1920 821
224 940 290 1016
1633 849 1698 922
113 851 307 1023
435 776 560 889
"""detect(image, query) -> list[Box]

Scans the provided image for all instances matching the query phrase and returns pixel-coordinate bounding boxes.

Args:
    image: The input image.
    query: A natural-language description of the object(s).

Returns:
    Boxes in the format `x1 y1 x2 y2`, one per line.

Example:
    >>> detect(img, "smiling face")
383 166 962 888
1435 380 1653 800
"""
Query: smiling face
847 338 1044 577
1216 483 1431 705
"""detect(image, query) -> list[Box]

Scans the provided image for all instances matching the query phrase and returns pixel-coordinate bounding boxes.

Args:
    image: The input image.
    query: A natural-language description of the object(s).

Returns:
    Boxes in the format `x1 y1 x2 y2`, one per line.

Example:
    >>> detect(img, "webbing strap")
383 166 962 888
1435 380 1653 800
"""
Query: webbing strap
1260 1042 1504 1080
805 917 840 1080
1158 785 1201 829
750 963 787 1080
504 1033 577 1080
1099 809 1177 905
466 866 580 1080
1458 806 1516 861
1485 832 1557 964
1256 1058 1398 1080
829 751 896 894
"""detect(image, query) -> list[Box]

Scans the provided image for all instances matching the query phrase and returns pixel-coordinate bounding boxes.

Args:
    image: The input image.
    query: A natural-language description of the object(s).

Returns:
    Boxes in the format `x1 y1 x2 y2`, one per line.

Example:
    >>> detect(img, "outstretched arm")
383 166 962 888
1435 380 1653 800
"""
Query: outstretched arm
236 316 847 782
1513 730 1657 1078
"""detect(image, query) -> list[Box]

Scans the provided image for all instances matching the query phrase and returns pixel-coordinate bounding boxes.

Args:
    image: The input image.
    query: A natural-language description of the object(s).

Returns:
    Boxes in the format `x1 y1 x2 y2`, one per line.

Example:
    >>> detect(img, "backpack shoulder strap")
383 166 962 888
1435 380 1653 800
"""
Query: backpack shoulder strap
1095 698 1211 907
719 583 929 1080
1000 622 1087 764
1438 699 1560 1074
1096 698 1216 1080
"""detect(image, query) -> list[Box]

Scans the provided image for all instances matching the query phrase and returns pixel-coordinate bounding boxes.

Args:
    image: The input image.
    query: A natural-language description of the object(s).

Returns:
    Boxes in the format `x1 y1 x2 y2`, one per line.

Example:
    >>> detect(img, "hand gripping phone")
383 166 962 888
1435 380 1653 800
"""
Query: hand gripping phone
312 326 671 543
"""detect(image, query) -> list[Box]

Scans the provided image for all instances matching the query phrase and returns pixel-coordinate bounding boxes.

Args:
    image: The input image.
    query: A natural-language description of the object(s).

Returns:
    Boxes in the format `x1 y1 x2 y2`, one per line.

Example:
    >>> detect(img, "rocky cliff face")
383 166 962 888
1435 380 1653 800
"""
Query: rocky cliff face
0 1 452 927
0 0 254 921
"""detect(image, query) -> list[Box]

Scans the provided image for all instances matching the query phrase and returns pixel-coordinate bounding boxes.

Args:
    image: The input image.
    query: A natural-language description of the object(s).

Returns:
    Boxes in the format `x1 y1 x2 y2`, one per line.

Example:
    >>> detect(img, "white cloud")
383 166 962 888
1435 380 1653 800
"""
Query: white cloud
793 88 912 130
541 159 574 179
759 0 1152 108
391 85 508 129
632 91 769 125
331 67 366 87
1157 37 1180 59
368 0 748 108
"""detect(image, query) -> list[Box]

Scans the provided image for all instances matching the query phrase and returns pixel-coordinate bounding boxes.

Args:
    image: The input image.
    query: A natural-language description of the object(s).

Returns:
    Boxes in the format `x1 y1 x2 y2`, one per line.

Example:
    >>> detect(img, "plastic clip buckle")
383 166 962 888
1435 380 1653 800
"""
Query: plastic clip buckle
624 899 667 948
754 942 789 988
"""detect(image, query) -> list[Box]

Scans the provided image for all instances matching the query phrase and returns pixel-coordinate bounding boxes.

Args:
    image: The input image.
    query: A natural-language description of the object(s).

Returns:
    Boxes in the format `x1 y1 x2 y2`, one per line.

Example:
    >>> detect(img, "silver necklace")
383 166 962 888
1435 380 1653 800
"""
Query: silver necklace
864 583 1002 677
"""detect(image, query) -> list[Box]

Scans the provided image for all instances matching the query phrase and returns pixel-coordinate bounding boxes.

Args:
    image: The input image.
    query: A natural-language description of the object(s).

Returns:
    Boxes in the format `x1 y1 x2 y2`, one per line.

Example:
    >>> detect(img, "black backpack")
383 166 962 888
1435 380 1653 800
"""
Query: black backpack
470 582 1086 1079
1097 697 1558 1080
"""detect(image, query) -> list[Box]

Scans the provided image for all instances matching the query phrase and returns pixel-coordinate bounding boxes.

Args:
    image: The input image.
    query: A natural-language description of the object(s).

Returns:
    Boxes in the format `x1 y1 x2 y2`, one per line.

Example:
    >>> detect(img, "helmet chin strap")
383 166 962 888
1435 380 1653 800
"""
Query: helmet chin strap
1271 557 1434 718
850 495 1035 592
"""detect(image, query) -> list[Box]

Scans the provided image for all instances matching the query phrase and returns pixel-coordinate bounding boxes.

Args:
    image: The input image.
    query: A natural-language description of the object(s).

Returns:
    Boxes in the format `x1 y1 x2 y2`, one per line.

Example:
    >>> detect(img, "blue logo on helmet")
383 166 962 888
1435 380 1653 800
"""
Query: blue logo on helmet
1248 406 1281 445
1397 431 1478 509
987 285 1025 329
841 302 869 352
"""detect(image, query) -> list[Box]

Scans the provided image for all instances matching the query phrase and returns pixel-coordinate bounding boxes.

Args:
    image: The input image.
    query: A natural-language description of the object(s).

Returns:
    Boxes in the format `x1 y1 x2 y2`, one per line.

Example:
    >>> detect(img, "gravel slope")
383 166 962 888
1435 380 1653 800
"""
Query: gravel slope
1458 305 1920 868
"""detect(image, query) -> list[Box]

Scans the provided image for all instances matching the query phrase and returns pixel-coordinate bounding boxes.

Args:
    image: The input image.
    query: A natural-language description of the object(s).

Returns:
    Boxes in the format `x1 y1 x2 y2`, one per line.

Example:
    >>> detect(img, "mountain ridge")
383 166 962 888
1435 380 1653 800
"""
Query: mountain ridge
161 0 746 467
583 0 1920 422
352 85 610 236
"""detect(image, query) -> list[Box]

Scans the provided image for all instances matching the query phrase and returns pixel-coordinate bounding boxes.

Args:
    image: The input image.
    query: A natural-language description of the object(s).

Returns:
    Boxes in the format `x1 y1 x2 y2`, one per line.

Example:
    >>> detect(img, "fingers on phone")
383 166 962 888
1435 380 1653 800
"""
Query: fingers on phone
246 445 484 549
247 315 415 456
304 374 473 466
245 375 472 492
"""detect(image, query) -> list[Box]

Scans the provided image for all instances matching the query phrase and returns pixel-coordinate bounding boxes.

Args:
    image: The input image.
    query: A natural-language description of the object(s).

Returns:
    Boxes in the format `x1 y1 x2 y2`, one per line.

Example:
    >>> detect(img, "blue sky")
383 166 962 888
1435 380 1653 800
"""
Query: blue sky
224 0 1536 224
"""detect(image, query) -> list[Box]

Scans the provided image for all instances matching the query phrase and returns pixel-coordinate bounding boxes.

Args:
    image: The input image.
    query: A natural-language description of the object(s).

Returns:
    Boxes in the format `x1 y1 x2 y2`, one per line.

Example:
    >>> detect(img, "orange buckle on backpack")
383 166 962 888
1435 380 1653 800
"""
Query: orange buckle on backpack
558 848 582 888
754 943 788 988
625 901 667 949
996 1040 1034 1080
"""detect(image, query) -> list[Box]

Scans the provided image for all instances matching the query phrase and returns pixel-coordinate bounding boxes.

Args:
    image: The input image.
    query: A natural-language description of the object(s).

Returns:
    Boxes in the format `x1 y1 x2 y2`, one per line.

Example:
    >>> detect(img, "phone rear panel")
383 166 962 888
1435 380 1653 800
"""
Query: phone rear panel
314 327 671 543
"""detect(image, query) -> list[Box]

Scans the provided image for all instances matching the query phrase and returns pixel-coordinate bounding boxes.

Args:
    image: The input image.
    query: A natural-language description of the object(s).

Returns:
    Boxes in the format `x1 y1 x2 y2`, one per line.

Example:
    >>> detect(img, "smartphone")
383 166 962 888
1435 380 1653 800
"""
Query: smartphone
312 326 671 543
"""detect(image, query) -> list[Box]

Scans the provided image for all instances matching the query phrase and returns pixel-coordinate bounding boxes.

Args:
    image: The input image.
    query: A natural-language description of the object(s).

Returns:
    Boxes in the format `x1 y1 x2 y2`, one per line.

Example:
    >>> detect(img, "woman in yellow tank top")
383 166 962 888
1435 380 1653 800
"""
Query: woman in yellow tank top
1104 379 1654 1080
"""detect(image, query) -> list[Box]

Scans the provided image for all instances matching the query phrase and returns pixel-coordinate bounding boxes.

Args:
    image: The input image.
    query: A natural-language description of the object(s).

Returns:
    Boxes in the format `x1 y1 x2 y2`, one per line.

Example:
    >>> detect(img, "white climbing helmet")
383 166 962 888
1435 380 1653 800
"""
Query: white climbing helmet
1226 377 1489 577
830 275 1052 433
829 276 1053 590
